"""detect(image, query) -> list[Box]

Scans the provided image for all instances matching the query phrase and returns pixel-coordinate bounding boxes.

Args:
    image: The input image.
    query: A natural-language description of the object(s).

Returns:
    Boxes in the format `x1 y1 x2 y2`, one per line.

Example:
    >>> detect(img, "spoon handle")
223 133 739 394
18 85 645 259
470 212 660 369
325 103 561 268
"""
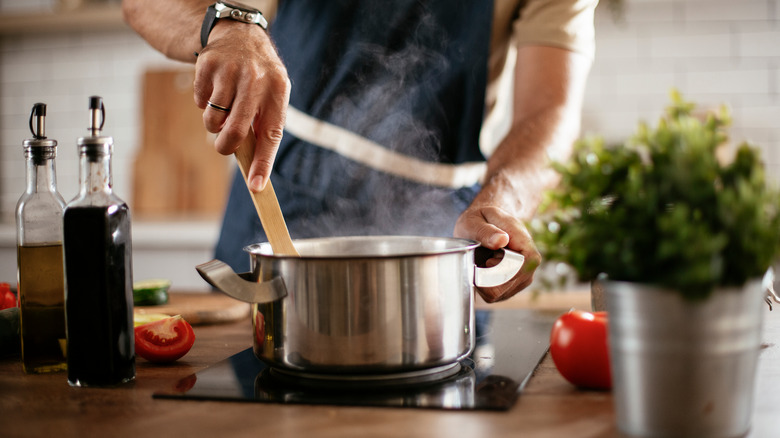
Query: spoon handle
233 130 299 256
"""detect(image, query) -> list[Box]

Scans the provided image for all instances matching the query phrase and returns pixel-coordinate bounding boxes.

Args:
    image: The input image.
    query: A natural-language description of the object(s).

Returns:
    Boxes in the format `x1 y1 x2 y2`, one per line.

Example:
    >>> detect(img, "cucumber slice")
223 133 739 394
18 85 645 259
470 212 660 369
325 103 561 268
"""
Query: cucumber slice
133 279 171 306
134 312 172 327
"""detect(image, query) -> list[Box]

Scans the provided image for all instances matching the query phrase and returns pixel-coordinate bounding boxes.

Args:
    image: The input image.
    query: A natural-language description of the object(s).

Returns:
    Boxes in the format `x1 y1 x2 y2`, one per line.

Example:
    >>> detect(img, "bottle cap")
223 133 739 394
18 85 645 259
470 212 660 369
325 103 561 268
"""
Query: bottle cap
23 102 57 148
77 96 113 153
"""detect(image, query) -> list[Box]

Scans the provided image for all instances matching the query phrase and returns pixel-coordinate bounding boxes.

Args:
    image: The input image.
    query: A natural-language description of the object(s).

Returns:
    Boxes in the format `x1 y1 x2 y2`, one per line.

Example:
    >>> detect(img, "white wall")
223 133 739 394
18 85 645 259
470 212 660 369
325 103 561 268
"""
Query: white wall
583 0 780 179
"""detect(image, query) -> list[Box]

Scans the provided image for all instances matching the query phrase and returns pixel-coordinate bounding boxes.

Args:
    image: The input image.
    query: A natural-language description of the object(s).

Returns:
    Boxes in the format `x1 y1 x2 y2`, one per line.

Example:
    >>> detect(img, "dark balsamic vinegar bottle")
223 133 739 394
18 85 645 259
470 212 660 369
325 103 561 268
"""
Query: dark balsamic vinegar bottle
63 96 135 387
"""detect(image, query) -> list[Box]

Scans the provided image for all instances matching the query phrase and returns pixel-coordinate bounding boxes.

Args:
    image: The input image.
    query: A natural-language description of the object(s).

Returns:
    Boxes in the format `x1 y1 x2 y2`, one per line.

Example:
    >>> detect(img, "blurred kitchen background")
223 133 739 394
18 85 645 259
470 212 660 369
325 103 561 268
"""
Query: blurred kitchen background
1 0 779 291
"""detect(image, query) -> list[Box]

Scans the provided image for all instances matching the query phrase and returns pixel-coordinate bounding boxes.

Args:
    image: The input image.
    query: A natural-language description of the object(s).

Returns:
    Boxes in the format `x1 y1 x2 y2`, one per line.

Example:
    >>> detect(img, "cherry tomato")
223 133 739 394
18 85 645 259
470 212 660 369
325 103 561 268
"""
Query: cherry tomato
549 309 612 390
134 315 195 363
0 283 16 310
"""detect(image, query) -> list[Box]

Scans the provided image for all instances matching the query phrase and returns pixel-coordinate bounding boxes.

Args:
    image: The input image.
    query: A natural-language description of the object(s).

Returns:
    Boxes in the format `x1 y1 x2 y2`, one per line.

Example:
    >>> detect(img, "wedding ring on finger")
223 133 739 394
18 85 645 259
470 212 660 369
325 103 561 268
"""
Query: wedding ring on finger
207 101 231 113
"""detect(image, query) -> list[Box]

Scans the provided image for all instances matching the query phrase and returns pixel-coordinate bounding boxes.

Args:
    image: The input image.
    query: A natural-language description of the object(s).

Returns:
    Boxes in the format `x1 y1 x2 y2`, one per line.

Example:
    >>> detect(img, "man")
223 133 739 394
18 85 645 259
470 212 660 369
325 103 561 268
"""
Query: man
122 0 596 302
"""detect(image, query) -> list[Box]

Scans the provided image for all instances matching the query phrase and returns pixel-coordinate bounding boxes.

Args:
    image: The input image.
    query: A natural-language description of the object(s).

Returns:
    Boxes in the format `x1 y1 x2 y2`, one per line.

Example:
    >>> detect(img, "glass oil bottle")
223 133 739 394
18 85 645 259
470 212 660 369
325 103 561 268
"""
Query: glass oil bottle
15 102 68 374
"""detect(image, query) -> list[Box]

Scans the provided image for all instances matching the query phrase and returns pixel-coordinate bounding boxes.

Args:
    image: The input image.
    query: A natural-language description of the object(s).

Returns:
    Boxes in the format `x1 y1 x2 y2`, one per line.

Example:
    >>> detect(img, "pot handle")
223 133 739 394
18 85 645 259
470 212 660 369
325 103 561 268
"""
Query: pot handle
474 247 525 296
196 259 287 304
763 267 780 311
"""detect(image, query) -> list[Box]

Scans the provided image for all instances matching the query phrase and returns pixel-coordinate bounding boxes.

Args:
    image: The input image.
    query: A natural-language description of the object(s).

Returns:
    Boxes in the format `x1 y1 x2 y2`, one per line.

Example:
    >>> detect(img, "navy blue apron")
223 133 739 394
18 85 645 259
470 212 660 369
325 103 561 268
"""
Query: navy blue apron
216 0 494 272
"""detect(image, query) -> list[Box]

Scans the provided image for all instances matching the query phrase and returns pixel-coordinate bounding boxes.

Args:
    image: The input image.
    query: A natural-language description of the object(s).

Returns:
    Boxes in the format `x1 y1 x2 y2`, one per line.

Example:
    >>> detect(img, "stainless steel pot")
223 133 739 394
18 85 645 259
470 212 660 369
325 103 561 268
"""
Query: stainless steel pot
196 235 526 375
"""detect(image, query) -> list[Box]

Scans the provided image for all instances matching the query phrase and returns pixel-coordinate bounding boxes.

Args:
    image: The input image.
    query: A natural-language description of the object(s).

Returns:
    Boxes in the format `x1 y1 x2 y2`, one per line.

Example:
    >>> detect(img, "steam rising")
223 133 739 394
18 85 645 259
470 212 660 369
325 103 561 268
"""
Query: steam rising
291 8 471 240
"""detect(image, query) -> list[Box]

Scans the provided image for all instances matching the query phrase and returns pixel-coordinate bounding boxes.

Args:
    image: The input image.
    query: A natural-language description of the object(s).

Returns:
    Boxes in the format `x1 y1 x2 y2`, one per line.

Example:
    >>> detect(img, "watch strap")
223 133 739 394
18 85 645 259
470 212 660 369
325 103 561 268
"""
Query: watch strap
200 4 219 48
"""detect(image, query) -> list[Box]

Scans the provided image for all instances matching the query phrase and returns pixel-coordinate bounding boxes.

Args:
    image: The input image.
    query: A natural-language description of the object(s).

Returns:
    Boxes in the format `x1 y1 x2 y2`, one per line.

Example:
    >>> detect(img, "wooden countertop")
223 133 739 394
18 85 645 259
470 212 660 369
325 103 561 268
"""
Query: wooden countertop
2 290 779 438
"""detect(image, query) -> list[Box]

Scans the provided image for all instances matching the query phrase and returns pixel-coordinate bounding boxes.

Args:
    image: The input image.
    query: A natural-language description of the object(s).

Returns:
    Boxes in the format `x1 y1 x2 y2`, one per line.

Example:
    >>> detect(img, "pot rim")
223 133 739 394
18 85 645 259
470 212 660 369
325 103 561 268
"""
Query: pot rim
244 235 481 260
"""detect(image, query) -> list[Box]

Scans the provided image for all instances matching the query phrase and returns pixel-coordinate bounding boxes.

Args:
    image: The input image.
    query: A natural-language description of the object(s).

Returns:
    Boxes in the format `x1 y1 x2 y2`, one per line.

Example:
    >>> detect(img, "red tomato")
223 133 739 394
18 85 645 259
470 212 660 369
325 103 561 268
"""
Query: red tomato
0 283 16 310
134 315 195 363
254 311 265 346
549 309 612 390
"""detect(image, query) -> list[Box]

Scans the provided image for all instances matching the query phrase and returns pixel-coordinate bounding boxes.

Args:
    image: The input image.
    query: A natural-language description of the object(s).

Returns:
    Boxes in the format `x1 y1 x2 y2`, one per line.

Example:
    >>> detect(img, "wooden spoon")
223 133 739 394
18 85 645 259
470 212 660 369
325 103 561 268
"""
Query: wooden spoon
233 129 299 256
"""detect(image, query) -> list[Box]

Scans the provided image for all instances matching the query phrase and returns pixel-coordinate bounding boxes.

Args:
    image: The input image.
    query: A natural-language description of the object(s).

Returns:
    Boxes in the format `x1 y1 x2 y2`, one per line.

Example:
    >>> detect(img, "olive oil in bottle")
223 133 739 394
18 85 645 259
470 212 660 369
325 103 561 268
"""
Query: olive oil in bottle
63 96 135 387
15 103 67 374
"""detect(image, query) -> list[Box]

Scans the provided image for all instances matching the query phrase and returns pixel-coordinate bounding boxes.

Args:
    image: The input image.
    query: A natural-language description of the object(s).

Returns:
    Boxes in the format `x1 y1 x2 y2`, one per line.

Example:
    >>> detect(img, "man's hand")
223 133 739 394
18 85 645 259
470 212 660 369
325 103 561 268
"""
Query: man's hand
122 0 291 192
454 197 542 303
194 20 291 192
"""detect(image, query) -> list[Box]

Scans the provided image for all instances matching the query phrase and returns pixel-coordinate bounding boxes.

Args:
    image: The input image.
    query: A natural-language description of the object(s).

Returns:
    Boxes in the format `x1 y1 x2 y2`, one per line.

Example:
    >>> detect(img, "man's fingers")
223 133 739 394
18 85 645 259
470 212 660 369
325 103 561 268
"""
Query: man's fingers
247 123 284 191
456 205 542 302
202 94 234 133
454 207 510 249
213 118 251 155
246 68 290 192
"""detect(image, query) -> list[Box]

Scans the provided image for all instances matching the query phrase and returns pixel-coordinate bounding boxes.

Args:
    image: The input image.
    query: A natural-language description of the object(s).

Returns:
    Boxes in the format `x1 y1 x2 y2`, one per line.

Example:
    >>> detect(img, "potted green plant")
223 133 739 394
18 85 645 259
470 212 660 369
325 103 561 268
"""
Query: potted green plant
532 91 780 438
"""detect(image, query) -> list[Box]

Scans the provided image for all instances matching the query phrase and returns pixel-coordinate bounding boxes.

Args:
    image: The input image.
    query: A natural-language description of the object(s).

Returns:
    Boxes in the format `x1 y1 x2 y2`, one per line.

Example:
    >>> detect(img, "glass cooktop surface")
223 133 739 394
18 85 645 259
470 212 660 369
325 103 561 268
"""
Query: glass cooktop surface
153 308 556 411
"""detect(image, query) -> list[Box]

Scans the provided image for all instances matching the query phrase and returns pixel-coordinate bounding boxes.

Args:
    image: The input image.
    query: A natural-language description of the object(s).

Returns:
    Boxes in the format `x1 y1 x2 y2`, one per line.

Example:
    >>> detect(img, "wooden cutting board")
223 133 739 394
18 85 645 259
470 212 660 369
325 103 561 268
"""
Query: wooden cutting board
132 68 229 219
134 292 250 326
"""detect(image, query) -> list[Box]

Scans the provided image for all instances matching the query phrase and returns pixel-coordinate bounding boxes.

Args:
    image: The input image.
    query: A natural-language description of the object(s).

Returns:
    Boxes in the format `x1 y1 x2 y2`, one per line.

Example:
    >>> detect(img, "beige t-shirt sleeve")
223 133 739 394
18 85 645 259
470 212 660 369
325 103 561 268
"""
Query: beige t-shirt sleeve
512 0 598 59
487 0 597 103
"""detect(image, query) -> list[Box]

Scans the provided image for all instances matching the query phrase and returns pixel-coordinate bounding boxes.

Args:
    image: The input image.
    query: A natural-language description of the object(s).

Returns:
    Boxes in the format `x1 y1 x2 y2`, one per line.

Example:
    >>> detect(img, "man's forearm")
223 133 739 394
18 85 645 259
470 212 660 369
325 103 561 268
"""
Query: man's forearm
481 45 592 221
122 0 210 62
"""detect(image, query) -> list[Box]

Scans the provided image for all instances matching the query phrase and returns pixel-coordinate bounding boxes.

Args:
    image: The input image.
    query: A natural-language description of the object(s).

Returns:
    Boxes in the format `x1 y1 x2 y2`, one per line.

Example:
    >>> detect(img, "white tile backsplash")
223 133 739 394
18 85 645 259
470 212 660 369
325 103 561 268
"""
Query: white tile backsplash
734 104 780 130
614 69 678 96
685 68 771 95
738 30 780 58
648 32 733 59
584 0 780 185
617 0 680 24
682 0 771 22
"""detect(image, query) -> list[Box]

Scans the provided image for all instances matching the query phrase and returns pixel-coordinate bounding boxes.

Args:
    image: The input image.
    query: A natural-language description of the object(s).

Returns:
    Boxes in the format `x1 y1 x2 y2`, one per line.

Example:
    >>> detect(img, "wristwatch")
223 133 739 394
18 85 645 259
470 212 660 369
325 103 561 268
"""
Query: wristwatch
200 1 268 48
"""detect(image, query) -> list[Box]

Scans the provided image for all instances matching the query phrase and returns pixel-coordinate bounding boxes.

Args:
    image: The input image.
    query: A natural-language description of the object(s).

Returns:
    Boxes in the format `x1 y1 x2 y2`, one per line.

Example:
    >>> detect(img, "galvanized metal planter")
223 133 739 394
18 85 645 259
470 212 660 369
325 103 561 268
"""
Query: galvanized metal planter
601 279 765 438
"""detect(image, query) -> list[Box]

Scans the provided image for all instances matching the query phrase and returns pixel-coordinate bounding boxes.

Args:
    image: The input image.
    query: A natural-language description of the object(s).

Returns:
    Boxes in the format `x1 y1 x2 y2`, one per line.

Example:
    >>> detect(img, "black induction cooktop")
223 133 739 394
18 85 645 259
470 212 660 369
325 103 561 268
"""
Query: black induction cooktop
153 308 556 411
